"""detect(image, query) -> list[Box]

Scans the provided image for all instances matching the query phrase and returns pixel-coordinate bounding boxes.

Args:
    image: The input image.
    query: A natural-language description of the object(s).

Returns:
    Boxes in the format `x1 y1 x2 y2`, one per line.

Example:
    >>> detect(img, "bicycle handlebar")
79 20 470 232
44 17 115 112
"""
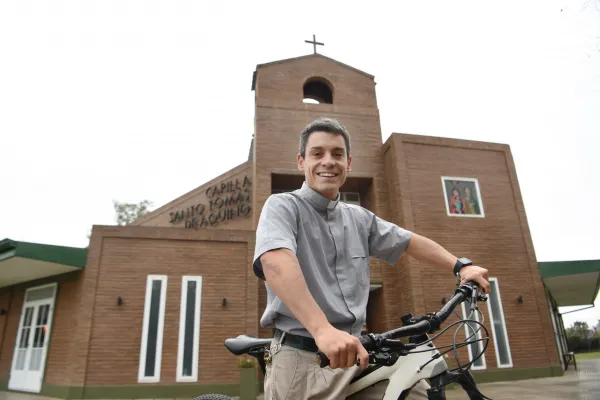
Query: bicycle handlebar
316 282 481 368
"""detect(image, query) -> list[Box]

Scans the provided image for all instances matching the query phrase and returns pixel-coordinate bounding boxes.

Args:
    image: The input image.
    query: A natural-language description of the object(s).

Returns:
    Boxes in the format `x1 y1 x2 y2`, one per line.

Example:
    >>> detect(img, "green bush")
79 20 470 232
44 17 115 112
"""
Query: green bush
238 356 257 368
568 336 599 352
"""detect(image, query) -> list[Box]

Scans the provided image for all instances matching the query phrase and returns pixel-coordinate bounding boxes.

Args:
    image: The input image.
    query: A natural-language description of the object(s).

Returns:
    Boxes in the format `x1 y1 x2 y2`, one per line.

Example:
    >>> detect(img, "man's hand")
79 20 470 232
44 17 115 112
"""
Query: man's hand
459 265 490 293
313 325 369 369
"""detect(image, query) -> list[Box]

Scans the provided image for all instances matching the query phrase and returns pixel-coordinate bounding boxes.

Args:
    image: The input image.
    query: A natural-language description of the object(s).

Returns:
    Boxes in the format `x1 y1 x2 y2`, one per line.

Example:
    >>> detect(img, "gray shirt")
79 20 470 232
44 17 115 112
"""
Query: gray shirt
253 182 412 338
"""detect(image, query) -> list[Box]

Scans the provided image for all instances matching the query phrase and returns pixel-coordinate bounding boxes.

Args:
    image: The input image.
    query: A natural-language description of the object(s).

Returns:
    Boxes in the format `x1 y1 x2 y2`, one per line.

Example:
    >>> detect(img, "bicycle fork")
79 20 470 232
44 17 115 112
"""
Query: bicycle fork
426 369 485 400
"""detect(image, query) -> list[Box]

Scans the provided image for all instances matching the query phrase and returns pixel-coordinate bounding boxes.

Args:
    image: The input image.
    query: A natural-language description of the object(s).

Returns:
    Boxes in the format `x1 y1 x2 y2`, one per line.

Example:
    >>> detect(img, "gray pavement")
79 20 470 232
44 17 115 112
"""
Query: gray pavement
0 360 597 399
445 359 600 400
250 360 599 400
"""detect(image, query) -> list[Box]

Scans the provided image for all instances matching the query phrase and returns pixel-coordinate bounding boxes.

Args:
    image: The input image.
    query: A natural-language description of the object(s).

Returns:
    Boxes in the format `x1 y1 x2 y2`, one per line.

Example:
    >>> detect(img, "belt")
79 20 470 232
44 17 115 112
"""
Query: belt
277 330 319 353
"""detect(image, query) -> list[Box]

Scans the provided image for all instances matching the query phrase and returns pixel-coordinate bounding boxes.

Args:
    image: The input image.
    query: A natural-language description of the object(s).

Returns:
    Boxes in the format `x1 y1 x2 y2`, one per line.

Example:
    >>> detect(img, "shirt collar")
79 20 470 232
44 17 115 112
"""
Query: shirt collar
298 182 340 211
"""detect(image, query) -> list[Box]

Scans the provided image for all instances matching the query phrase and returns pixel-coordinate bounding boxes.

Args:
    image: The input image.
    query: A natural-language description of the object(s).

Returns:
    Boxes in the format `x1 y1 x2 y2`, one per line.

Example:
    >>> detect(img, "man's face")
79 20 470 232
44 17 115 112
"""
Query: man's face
297 131 352 200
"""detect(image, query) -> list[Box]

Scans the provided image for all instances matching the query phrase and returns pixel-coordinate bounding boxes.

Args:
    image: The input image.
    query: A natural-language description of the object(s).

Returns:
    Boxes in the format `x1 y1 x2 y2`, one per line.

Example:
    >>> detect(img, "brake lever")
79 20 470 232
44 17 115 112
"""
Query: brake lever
355 350 401 367
470 285 478 311
459 281 487 311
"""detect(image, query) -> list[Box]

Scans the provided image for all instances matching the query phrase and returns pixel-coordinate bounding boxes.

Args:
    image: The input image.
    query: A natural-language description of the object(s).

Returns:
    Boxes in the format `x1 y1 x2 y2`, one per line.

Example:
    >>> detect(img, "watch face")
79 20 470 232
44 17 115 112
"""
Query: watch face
458 257 472 266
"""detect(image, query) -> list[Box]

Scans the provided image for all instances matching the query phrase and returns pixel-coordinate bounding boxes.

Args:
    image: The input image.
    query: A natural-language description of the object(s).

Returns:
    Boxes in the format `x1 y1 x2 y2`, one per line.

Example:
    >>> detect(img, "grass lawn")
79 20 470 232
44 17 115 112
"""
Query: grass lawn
575 351 600 360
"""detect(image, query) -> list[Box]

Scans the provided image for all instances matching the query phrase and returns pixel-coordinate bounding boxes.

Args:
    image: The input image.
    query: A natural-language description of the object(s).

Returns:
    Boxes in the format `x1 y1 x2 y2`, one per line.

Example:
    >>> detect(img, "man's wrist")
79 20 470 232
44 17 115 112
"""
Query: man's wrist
453 257 473 276
309 320 334 339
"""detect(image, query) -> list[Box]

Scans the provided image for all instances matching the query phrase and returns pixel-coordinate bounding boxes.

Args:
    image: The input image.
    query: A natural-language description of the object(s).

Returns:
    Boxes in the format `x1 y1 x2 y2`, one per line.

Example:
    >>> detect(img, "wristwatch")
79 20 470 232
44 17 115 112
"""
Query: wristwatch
453 257 473 277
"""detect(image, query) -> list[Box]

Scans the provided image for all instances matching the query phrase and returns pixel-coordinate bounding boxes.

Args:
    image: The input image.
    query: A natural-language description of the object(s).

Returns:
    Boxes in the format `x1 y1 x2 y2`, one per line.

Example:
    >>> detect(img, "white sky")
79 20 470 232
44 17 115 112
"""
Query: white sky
1 0 599 328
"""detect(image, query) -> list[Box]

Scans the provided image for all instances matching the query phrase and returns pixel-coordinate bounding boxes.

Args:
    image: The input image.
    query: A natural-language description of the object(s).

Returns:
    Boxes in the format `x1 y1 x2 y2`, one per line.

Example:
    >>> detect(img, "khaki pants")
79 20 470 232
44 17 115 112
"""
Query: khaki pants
264 333 430 400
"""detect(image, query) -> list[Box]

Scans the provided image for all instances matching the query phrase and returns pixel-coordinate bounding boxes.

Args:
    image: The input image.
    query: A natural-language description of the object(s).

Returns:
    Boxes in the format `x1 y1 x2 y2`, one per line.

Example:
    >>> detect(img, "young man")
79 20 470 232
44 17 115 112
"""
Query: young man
253 118 490 399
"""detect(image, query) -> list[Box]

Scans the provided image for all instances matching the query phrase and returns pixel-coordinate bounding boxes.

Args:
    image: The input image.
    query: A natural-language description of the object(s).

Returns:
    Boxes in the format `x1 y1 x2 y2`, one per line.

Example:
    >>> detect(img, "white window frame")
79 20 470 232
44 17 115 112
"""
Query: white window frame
460 302 487 370
486 277 513 368
176 276 203 382
138 275 167 383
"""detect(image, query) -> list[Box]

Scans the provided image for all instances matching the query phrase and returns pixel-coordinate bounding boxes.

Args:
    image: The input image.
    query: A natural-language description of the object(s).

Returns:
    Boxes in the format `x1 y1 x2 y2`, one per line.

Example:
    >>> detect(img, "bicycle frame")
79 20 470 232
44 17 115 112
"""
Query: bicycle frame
226 333 484 400
221 283 487 400
346 340 484 399
346 341 446 398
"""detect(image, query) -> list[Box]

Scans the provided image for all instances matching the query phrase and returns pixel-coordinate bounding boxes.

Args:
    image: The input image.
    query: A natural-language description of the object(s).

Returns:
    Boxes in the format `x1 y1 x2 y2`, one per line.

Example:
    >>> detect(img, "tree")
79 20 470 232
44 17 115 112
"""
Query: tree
112 200 154 226
572 321 590 337
87 200 154 239
566 321 600 353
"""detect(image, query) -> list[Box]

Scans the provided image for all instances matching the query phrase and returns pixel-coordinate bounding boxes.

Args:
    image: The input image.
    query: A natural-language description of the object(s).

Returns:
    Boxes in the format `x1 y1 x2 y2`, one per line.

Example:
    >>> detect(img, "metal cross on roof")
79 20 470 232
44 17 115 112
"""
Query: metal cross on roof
305 34 324 54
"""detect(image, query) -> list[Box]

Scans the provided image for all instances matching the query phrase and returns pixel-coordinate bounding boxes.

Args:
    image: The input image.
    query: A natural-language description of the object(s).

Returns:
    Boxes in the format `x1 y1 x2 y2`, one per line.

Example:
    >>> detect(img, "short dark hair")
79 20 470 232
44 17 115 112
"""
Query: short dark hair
299 118 351 158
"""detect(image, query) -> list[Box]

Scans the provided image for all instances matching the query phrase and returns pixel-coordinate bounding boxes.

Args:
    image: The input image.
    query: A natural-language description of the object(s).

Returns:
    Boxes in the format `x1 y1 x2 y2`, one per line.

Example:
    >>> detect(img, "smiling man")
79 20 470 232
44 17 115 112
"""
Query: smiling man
253 118 490 399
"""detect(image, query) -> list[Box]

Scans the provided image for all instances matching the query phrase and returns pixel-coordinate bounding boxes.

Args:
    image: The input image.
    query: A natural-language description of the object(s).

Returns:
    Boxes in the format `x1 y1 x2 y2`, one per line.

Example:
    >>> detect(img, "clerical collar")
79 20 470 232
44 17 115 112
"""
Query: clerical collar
298 182 340 211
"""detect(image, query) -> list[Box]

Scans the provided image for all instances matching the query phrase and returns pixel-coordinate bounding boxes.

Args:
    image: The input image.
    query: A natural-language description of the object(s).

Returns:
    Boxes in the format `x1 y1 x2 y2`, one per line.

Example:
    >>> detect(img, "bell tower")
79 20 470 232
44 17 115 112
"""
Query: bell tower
250 50 389 226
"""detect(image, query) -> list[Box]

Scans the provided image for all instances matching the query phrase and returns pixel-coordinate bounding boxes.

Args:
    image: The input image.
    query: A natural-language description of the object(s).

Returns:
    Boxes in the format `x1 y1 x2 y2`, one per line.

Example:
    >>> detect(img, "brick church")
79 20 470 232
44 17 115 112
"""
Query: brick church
0 49 570 398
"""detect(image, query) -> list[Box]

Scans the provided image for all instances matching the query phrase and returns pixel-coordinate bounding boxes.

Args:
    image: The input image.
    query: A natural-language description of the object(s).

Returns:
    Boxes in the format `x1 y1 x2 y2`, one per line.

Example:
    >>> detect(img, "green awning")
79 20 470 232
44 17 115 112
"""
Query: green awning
0 238 87 288
539 260 600 307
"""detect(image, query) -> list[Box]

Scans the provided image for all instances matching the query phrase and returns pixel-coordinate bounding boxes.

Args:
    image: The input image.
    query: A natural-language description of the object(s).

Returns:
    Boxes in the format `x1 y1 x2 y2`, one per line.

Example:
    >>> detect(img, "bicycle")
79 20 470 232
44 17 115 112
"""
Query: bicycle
195 281 492 400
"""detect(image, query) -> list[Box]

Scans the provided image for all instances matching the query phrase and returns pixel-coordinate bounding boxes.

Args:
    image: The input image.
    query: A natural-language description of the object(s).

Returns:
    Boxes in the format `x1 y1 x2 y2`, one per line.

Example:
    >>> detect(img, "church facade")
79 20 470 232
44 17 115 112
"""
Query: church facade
0 53 564 398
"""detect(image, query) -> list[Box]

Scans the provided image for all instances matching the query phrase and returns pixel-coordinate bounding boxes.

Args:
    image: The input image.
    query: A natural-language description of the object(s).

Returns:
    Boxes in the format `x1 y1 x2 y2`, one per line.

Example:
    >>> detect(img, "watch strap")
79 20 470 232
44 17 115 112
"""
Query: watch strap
453 257 473 276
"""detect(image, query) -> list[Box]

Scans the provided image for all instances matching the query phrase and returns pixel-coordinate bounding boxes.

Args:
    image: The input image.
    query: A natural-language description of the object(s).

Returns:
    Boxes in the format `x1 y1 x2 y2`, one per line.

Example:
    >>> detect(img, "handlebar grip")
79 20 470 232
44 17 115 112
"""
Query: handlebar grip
316 351 330 368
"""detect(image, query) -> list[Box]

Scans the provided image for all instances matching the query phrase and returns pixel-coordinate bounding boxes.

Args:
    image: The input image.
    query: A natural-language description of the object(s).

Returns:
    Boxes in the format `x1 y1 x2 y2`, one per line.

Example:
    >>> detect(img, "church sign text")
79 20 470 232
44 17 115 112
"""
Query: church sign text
169 176 252 229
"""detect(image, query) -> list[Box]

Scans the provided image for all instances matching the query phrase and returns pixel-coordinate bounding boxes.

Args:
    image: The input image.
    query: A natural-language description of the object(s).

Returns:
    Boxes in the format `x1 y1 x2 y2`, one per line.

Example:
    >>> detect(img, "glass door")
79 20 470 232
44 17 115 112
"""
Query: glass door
9 284 56 393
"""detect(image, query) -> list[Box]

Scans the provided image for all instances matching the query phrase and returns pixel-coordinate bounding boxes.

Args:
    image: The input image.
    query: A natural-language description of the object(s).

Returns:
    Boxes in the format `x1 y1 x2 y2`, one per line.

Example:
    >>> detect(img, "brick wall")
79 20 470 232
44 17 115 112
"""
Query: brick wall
0 292 11 357
45 278 81 386
254 54 379 111
0 290 17 382
382 133 560 369
81 226 256 386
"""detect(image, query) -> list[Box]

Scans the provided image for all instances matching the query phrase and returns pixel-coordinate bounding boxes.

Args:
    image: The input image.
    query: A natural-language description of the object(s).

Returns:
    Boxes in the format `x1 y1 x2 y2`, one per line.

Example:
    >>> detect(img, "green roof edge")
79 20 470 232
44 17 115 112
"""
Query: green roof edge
538 259 600 278
539 259 600 306
0 238 88 268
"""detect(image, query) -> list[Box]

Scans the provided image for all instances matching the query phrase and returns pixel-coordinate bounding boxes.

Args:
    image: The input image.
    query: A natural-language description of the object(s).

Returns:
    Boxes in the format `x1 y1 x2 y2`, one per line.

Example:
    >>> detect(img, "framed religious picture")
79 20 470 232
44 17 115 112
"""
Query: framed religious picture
441 177 485 218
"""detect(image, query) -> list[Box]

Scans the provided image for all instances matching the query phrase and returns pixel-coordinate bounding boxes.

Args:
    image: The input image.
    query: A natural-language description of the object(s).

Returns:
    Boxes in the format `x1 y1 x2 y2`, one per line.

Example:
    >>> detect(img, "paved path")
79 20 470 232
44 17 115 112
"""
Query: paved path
1 361 597 399
443 360 599 400
251 360 599 400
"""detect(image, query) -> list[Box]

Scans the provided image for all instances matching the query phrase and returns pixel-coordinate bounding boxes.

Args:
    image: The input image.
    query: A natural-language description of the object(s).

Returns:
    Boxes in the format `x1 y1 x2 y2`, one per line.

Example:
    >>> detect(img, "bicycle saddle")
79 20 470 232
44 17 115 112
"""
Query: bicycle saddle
225 335 272 355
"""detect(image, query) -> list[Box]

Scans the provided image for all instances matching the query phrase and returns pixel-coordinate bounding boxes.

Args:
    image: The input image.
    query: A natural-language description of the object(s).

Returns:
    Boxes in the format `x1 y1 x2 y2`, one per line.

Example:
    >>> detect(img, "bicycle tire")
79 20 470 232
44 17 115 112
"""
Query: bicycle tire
192 394 233 400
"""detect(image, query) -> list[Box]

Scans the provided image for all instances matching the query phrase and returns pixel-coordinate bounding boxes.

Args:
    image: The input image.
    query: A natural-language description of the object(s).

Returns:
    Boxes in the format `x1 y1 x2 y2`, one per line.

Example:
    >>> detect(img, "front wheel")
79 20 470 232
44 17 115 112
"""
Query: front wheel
193 394 233 400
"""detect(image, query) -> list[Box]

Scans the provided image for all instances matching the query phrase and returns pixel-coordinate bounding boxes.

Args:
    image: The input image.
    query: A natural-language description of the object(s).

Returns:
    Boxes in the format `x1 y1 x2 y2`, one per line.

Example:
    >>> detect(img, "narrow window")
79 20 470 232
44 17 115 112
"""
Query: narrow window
460 302 486 370
138 275 167 383
177 276 203 382
486 277 513 368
